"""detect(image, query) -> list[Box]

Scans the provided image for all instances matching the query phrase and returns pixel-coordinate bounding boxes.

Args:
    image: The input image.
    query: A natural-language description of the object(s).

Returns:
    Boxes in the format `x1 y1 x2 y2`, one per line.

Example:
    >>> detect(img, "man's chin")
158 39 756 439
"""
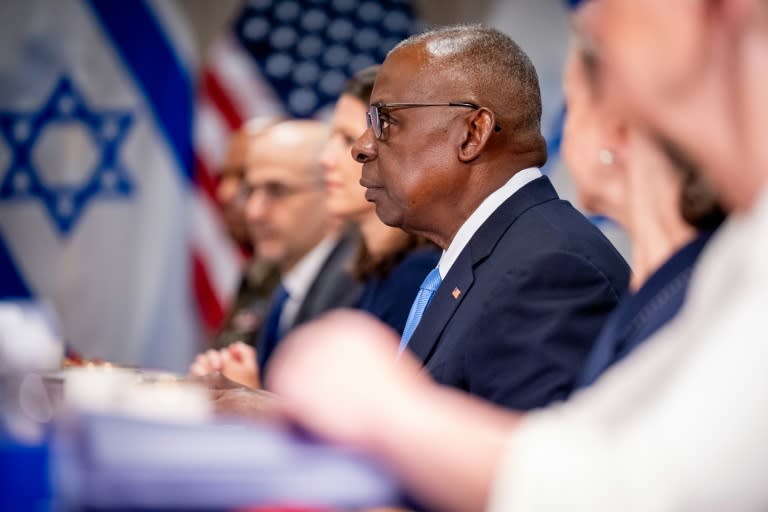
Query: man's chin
373 203 403 229
252 243 284 266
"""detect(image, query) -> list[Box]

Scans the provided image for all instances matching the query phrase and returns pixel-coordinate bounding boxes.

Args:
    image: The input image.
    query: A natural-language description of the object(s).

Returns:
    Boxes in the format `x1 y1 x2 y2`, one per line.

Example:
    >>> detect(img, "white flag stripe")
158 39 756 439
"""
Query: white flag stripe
194 99 232 173
190 191 242 304
208 35 286 120
144 0 199 75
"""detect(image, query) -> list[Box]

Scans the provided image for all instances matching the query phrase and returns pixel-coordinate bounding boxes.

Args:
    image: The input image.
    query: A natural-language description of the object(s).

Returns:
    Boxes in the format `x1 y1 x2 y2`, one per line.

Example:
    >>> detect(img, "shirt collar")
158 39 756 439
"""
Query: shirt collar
282 235 338 303
438 167 542 278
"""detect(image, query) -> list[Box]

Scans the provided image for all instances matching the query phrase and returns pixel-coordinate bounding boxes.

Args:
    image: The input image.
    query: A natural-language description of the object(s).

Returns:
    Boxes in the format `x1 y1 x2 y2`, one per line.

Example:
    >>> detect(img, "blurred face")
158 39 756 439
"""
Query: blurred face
320 94 373 220
561 50 616 214
243 139 329 272
584 1 700 109
579 0 745 209
216 132 251 249
350 46 472 239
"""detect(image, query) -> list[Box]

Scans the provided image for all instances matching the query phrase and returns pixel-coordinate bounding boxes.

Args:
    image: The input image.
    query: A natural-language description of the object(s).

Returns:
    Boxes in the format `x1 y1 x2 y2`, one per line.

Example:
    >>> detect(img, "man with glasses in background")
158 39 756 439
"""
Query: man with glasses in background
349 24 629 409
208 118 282 351
190 120 362 388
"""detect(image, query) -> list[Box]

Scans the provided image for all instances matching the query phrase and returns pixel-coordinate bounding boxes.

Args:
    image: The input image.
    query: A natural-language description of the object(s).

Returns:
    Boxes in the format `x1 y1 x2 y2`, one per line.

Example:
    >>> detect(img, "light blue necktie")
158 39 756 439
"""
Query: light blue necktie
399 267 442 354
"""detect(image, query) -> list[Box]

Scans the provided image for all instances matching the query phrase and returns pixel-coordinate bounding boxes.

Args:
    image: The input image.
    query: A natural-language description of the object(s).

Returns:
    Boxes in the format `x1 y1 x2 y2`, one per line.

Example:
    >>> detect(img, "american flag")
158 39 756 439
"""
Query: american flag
192 0 419 332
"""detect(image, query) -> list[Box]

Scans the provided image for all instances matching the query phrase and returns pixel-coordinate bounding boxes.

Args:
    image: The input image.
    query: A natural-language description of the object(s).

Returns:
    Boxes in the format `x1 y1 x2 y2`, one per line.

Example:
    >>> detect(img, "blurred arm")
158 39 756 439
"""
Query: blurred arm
267 310 522 512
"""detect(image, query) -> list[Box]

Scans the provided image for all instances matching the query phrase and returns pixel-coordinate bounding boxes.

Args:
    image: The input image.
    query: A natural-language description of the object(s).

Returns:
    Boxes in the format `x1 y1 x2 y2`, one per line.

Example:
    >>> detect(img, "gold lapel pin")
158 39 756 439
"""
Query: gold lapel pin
452 287 461 299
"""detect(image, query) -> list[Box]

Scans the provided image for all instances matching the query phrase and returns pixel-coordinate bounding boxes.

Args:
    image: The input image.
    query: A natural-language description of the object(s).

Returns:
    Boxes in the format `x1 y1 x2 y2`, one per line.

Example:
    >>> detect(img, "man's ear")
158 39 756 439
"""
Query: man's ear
458 108 495 163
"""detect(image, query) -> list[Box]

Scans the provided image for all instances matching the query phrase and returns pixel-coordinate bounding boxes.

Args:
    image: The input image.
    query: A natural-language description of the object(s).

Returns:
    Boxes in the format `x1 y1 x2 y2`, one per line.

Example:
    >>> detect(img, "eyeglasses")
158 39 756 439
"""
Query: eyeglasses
238 180 322 204
366 102 480 139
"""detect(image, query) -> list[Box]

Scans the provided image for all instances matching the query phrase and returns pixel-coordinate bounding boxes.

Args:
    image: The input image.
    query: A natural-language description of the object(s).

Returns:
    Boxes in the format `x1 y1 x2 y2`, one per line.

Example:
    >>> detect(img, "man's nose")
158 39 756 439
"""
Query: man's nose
351 128 377 164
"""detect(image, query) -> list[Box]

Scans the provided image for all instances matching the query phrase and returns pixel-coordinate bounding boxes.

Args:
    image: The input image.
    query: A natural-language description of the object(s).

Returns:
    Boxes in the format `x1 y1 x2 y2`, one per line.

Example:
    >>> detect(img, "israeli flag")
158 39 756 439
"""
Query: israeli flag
0 0 201 371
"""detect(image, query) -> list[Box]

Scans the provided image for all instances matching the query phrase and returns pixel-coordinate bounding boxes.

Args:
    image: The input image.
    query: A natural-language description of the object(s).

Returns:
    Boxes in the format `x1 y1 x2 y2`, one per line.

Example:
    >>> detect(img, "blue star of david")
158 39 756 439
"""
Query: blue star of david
0 76 134 235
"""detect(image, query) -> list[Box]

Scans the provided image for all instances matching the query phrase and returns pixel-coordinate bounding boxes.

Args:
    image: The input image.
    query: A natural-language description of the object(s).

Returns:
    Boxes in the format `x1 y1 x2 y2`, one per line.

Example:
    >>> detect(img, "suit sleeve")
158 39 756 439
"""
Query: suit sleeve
465 250 622 410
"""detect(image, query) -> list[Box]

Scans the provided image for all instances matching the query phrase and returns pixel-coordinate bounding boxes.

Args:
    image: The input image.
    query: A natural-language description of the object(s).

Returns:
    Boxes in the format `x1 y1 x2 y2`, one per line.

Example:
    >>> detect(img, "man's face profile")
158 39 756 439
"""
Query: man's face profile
243 131 329 272
354 44 474 240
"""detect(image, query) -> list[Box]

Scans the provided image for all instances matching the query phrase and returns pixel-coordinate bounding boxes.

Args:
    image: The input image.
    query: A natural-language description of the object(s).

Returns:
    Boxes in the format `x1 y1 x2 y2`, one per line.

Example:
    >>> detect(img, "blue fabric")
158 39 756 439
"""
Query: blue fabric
86 0 194 182
0 233 30 298
254 234 364 380
576 231 715 387
399 267 442 353
258 284 290 370
405 176 630 410
356 247 441 335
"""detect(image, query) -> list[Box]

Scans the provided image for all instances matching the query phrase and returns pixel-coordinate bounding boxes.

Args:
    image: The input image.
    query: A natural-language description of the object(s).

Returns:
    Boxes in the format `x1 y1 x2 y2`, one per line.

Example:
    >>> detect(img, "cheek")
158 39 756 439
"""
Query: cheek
602 5 695 116
563 114 596 185
335 162 369 212
340 159 363 192
376 133 455 219
562 132 606 209
382 162 423 208
216 179 239 205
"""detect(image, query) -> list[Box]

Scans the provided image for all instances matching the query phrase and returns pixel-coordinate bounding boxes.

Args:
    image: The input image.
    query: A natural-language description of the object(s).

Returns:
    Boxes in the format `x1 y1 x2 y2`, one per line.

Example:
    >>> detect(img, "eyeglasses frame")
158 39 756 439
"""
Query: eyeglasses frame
366 102 483 139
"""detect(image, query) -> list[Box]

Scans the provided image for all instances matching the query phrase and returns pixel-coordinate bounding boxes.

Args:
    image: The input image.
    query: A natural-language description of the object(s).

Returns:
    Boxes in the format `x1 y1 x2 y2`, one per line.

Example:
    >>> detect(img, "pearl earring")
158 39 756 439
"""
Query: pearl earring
599 149 615 166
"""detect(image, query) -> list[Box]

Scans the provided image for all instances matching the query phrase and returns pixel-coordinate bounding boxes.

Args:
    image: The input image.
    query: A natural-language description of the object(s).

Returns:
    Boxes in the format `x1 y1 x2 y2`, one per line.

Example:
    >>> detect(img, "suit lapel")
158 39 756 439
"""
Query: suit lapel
293 230 357 325
405 176 560 365
468 176 559 263
406 248 475 363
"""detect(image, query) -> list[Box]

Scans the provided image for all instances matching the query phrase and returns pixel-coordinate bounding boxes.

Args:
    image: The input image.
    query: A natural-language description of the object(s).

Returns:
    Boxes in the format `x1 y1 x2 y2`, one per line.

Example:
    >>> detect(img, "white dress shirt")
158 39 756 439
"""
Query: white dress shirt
438 167 542 278
488 185 768 512
278 236 337 334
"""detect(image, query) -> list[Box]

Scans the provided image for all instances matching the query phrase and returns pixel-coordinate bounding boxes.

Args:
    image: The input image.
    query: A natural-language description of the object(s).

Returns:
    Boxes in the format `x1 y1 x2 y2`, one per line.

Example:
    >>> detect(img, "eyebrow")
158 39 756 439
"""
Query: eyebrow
570 24 603 98
580 48 602 97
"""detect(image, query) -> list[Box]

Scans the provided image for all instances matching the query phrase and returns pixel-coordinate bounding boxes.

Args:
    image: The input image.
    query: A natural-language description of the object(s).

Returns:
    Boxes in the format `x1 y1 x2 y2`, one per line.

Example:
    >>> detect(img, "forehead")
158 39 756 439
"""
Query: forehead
372 45 438 102
577 0 673 58
222 133 249 169
332 94 367 127
581 0 646 31
244 128 318 176
245 158 315 185
245 150 315 186
562 49 584 95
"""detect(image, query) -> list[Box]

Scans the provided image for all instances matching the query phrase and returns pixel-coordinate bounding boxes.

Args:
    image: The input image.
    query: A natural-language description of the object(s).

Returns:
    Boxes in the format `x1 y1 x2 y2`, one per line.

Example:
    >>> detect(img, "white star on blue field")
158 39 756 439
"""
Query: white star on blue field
0 76 134 236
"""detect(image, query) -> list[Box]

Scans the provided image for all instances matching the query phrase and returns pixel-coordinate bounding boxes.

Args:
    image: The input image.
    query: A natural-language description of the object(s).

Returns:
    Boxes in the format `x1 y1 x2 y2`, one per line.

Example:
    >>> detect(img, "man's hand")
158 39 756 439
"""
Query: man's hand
267 310 519 512
188 342 260 389
189 348 224 376
219 341 260 389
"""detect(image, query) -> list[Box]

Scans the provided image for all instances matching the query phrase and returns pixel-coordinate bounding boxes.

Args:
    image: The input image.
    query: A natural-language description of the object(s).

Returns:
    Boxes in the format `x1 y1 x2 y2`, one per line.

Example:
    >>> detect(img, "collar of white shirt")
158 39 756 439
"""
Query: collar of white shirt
437 167 542 278
279 235 338 331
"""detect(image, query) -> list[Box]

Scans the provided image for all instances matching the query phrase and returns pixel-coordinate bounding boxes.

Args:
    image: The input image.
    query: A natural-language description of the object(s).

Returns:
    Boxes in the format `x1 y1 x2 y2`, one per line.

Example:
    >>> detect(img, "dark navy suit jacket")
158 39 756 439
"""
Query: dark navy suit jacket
357 247 441 335
405 176 630 410
576 231 714 388
256 232 363 375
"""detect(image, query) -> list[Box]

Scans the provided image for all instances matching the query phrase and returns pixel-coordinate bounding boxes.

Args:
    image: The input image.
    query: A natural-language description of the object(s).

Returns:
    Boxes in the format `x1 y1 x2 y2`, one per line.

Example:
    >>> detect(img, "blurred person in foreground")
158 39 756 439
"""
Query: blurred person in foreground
350 25 629 410
189 120 362 388
267 3 768 509
561 48 726 386
210 119 281 350
321 65 441 335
